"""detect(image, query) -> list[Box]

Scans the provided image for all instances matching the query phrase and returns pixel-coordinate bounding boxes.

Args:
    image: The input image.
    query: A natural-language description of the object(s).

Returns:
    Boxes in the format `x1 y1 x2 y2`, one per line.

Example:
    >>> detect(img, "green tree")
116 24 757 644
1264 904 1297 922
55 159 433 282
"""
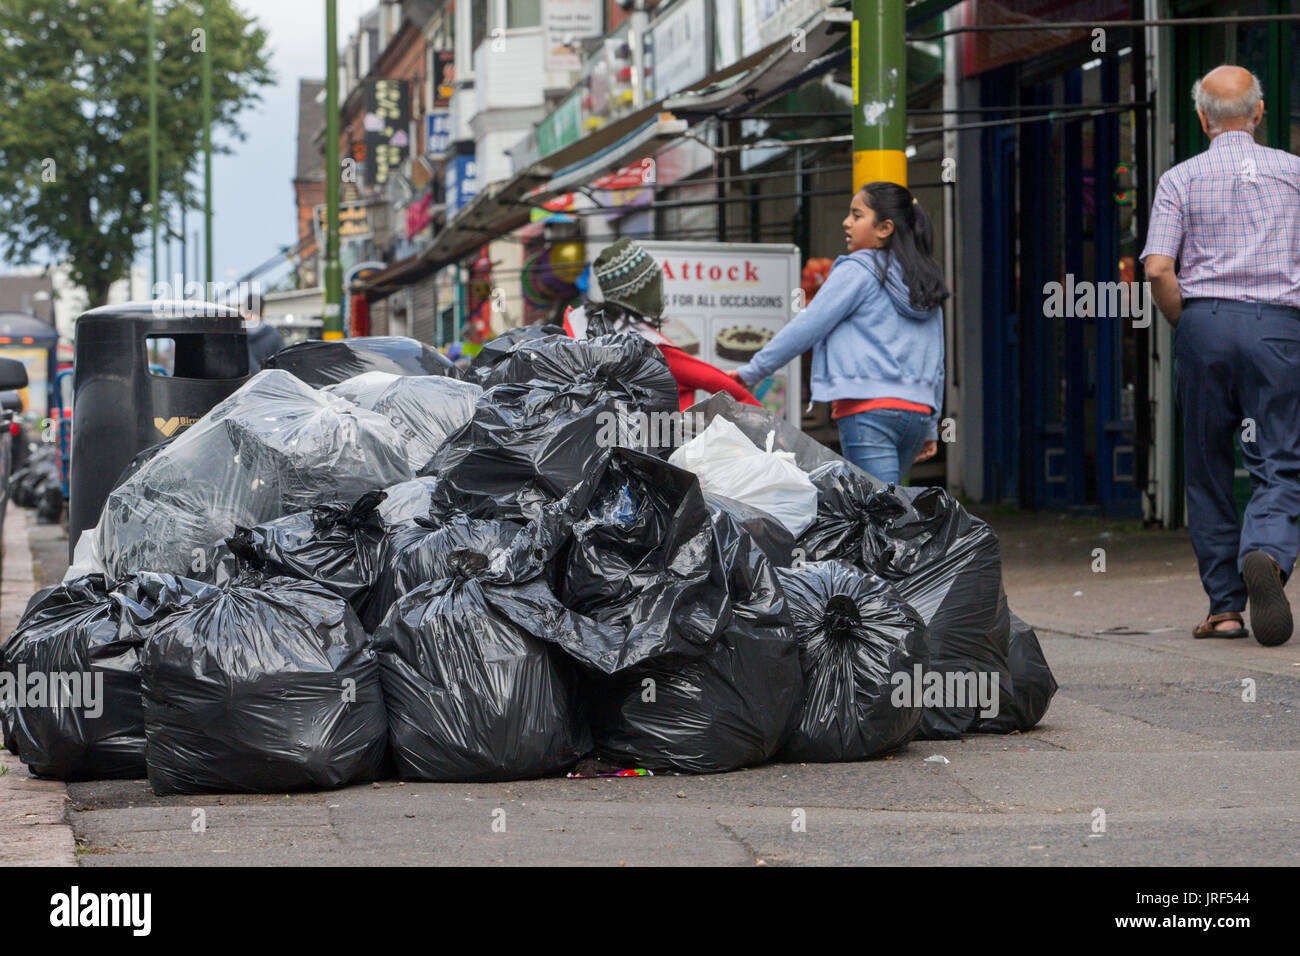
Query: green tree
0 0 273 306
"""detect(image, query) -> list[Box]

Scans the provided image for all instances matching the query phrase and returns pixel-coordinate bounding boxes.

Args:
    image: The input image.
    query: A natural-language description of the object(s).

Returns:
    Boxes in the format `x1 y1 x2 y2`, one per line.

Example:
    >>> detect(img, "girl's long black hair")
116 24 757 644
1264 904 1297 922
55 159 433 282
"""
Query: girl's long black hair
858 182 949 311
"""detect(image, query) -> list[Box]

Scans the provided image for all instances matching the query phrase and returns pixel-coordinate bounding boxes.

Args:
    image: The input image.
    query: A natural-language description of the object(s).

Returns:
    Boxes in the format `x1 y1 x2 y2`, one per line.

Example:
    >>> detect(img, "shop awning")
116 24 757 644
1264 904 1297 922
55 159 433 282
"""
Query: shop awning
353 253 439 300
403 4 856 278
656 7 851 119
263 287 325 320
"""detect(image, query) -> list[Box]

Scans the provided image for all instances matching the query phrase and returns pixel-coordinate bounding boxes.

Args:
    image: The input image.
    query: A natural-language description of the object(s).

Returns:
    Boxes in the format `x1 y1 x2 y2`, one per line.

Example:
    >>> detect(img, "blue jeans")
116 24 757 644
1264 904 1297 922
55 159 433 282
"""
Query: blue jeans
836 408 930 485
1175 298 1300 613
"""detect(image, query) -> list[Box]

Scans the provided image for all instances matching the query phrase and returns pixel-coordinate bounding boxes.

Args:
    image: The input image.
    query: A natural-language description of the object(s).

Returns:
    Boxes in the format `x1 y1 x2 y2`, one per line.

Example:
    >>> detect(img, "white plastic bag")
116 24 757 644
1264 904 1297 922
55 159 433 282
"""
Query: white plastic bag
668 417 818 536
64 528 109 582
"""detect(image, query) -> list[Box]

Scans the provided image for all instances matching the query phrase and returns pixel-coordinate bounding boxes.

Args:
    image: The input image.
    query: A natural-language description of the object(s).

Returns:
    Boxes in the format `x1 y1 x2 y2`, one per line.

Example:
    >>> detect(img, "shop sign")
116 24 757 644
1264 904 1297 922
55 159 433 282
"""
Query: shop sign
755 0 822 47
962 0 1129 77
364 79 410 187
543 0 603 72
647 0 708 101
594 159 654 191
406 191 434 241
433 51 455 107
537 91 583 157
446 154 479 217
639 240 803 428
314 203 373 242
529 193 577 223
427 111 451 157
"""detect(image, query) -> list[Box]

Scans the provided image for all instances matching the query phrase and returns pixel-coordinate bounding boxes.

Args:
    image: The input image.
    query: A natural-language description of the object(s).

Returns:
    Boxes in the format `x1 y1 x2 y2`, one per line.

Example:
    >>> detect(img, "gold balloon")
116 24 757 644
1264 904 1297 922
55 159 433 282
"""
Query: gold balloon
549 241 586 283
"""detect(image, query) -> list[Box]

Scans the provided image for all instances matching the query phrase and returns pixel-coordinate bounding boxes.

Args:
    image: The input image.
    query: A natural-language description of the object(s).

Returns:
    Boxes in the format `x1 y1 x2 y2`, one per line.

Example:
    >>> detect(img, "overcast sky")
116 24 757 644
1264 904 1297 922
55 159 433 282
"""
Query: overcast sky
201 0 376 290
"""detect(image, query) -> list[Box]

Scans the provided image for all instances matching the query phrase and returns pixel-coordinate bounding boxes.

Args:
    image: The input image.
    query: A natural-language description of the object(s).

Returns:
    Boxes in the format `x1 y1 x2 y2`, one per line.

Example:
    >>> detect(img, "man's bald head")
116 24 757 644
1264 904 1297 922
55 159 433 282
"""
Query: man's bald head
1193 66 1264 137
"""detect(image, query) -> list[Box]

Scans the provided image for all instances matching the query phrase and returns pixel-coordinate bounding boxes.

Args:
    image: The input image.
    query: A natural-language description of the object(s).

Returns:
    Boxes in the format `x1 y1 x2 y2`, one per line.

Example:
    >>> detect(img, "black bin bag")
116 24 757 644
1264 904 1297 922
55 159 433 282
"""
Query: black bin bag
422 381 615 524
559 449 731 669
36 475 64 524
217 490 387 612
704 492 796 568
262 335 457 386
860 485 1017 739
0 684 15 758
373 518 623 781
361 511 526 633
797 461 879 563
474 331 678 417
776 560 929 761
1 585 61 756
0 573 210 780
140 571 388 795
585 489 805 774
977 612 1058 733
468 324 566 384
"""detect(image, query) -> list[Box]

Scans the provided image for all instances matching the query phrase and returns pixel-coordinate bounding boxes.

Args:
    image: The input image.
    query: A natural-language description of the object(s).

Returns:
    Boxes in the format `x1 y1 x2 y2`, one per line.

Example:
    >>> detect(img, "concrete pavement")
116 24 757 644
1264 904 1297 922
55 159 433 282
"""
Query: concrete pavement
0 508 76 866
2 503 1297 866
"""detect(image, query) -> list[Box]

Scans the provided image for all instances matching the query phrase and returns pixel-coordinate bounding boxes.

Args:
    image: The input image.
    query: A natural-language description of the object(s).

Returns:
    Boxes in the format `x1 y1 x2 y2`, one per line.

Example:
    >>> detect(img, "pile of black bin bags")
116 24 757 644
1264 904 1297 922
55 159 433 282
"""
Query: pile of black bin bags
1 334 1057 792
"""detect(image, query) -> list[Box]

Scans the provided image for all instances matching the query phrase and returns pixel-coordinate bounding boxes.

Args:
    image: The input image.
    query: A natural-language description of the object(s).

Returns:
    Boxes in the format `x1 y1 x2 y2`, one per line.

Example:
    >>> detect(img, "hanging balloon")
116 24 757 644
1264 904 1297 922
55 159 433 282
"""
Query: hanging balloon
537 248 579 299
520 254 550 308
575 264 590 295
549 241 586 283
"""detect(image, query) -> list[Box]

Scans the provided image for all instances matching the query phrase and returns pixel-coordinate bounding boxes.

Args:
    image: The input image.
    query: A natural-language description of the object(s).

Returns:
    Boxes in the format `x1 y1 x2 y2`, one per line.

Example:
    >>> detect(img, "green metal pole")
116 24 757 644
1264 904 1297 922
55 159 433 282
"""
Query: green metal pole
149 0 158 289
323 0 344 339
851 0 907 189
203 0 213 285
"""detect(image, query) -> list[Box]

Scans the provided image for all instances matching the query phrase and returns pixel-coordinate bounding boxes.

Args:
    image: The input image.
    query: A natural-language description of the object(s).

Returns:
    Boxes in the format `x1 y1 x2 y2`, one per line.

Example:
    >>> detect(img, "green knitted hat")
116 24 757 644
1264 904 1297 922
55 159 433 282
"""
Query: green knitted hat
590 237 664 320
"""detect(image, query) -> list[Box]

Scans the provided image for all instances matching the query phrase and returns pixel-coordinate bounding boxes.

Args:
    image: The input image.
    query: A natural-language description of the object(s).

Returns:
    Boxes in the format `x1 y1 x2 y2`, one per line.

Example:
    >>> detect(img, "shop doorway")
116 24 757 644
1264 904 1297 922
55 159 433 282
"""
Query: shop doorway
983 50 1145 516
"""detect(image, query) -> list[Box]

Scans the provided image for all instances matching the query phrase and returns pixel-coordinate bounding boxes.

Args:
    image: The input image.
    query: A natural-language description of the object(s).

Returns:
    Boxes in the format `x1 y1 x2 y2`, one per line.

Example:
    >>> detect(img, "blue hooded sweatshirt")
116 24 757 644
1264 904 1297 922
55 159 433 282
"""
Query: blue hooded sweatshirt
735 248 945 440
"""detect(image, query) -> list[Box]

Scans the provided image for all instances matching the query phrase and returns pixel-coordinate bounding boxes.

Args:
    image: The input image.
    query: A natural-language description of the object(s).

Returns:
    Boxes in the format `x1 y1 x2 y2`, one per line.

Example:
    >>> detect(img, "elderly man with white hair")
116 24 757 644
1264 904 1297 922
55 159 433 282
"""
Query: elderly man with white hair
1142 65 1300 646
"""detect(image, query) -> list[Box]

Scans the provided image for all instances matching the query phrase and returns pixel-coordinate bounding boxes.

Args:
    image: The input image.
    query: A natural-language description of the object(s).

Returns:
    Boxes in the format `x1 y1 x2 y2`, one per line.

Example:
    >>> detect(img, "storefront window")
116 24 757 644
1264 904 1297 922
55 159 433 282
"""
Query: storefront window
507 0 541 29
472 0 487 52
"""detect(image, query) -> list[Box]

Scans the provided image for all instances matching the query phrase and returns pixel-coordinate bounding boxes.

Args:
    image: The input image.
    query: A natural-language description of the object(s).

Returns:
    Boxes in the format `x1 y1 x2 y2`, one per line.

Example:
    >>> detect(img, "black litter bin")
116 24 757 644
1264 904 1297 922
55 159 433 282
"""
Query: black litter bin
68 302 250 560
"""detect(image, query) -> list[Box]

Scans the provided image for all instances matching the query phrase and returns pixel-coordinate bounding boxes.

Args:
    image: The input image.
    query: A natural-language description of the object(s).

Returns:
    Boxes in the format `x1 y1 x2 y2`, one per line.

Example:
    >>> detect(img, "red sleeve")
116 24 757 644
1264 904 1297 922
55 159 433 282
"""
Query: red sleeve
659 346 764 410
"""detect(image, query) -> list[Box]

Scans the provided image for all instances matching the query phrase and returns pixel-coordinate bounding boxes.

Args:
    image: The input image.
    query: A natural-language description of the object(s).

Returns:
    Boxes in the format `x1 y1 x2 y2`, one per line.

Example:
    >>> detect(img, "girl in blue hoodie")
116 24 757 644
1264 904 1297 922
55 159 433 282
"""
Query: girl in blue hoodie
730 182 948 484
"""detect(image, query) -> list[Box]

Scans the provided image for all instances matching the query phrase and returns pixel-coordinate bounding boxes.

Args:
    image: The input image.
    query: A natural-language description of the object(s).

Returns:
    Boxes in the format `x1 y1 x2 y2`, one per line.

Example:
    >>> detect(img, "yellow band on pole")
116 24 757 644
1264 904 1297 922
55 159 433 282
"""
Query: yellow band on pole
322 330 345 341
852 150 908 190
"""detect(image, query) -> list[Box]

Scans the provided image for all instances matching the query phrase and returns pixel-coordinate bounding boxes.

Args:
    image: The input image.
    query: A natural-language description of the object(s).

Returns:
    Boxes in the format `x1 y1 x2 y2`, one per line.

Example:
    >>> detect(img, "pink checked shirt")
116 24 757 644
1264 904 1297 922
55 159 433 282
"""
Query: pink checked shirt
1140 130 1300 308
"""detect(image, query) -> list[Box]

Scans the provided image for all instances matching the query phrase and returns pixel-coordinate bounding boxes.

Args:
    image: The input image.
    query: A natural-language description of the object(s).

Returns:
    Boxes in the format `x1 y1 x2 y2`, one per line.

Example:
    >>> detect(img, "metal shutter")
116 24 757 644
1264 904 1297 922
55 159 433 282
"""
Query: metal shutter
369 296 390 336
410 274 437 345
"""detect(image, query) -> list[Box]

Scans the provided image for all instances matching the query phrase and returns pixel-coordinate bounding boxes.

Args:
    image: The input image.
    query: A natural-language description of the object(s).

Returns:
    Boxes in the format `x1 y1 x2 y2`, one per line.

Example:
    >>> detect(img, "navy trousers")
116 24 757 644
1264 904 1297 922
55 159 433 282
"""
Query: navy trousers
1175 298 1300 613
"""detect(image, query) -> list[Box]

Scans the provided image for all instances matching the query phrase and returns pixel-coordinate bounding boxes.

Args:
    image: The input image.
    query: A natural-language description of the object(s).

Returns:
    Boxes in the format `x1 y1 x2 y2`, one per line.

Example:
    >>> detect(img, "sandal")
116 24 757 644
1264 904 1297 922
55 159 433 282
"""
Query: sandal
1192 611 1249 640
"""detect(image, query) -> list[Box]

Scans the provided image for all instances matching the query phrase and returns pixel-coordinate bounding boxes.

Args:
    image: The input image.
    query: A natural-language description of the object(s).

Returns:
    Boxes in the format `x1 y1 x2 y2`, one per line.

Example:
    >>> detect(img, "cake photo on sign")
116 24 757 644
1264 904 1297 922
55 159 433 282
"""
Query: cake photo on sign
715 325 773 363
661 317 700 355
